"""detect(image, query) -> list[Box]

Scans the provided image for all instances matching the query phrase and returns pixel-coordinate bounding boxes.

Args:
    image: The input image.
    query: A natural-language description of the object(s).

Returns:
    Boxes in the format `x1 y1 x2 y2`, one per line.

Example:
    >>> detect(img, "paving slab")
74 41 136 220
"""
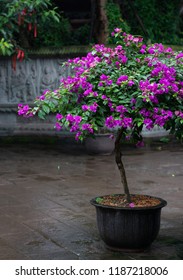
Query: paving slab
0 137 182 260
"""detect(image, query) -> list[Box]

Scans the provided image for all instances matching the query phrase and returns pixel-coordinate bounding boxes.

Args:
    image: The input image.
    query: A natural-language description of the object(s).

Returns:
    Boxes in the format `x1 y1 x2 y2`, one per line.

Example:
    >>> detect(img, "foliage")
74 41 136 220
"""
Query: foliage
32 14 71 48
18 29 183 142
68 24 92 46
0 0 182 54
0 0 94 52
121 0 182 45
18 28 183 202
0 0 60 55
106 0 130 43
0 38 13 56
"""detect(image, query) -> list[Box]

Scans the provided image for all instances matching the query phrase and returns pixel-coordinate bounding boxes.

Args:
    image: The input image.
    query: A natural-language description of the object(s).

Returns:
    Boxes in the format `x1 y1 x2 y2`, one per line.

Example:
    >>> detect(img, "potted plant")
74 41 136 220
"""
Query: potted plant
18 28 183 251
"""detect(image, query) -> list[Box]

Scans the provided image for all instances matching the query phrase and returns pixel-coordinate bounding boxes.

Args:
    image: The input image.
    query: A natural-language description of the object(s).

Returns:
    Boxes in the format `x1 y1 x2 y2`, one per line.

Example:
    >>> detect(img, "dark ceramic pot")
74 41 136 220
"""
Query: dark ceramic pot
90 195 167 252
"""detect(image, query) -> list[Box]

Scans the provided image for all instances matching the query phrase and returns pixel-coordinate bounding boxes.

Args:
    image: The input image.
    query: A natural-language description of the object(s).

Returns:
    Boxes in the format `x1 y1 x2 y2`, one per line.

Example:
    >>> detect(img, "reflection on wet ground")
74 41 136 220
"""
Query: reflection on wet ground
0 137 182 259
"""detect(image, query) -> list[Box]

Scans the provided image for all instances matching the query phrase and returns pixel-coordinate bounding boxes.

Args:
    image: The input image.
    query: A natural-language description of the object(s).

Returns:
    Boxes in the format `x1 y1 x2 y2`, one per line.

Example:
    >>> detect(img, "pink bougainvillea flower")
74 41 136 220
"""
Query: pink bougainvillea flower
129 203 135 208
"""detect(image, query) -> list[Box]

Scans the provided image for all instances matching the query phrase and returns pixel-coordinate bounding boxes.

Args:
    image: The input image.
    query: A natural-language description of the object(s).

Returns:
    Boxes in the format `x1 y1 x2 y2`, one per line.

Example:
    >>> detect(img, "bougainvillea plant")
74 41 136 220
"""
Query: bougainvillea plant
18 28 183 204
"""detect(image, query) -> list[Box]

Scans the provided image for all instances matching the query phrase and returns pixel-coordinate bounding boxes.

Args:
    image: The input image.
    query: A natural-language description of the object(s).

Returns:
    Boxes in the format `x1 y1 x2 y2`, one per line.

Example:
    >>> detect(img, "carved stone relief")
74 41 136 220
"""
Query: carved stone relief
0 57 70 105
0 61 8 103
0 57 72 135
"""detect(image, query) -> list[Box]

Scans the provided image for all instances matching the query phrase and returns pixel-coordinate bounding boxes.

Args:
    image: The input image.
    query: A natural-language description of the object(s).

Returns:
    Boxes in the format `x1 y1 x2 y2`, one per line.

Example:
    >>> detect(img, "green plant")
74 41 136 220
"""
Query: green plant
105 0 130 43
0 0 60 55
121 0 182 45
69 24 92 45
33 14 71 48
18 28 183 205
0 38 13 56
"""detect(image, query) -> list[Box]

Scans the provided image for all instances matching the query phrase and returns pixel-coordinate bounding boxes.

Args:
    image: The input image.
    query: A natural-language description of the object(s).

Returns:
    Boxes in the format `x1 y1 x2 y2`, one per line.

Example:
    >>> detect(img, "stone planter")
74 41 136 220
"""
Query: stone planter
85 134 115 155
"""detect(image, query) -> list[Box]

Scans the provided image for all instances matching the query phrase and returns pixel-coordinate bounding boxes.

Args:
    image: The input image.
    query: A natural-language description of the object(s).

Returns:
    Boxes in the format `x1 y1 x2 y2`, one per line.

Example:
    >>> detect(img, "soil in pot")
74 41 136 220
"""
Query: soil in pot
90 194 167 252
95 194 162 208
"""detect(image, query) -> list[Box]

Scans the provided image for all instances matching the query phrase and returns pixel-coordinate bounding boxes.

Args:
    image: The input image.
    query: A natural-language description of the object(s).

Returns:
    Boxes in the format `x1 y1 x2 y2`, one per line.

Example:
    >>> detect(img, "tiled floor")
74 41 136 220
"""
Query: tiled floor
0 137 182 259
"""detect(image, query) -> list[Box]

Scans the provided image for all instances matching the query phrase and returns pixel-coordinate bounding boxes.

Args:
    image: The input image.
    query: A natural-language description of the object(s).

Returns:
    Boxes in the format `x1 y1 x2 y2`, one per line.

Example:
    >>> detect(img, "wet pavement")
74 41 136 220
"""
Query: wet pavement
0 136 183 260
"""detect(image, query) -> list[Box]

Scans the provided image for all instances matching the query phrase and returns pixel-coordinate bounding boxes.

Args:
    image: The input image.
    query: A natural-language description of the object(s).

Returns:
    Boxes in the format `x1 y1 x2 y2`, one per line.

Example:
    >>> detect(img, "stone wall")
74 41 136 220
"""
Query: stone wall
0 56 72 136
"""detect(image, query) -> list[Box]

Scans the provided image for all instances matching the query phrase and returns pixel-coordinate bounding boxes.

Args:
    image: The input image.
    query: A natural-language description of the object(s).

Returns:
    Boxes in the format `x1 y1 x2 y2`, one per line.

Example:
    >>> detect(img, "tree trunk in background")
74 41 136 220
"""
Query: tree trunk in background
95 0 108 43
180 0 183 15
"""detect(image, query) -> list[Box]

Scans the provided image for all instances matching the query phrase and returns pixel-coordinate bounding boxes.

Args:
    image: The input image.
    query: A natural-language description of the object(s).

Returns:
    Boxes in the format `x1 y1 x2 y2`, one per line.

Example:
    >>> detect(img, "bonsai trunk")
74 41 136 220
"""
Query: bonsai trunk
115 128 131 203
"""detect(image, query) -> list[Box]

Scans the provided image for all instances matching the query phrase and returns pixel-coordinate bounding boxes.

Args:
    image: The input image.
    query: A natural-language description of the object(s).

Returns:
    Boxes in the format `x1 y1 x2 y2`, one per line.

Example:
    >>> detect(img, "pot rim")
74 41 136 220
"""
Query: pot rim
90 194 167 210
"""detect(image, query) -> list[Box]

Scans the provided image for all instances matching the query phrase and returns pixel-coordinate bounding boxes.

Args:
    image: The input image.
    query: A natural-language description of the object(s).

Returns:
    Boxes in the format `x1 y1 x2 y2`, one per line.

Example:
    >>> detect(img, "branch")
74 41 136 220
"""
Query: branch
115 128 131 203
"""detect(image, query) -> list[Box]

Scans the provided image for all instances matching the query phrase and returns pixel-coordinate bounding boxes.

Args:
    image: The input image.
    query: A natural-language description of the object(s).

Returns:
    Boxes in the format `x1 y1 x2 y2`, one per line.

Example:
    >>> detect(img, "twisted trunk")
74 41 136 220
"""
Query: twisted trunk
115 128 131 203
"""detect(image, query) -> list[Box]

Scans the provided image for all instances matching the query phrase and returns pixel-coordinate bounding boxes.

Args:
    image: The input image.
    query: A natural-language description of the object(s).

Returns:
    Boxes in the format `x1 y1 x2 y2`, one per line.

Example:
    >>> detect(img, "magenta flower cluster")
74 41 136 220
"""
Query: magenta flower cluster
18 28 183 143
18 104 32 117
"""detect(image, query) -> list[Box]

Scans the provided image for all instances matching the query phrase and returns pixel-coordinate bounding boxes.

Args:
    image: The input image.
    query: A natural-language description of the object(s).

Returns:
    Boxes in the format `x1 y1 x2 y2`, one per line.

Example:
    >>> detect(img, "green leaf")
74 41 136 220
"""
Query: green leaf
95 119 104 127
42 104 50 114
137 121 143 127
96 197 103 204
160 137 170 143
113 89 120 93
48 102 56 110
38 110 46 119
135 98 143 108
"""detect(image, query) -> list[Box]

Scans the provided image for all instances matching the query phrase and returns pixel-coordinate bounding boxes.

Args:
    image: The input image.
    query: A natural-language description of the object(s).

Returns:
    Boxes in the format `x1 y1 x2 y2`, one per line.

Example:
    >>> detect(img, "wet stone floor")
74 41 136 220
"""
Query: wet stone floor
0 136 183 260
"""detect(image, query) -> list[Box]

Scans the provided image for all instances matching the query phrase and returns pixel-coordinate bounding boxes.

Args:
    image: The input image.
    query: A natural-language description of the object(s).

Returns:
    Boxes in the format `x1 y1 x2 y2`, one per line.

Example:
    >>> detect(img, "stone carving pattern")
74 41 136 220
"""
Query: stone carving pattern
0 61 8 103
0 58 71 104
